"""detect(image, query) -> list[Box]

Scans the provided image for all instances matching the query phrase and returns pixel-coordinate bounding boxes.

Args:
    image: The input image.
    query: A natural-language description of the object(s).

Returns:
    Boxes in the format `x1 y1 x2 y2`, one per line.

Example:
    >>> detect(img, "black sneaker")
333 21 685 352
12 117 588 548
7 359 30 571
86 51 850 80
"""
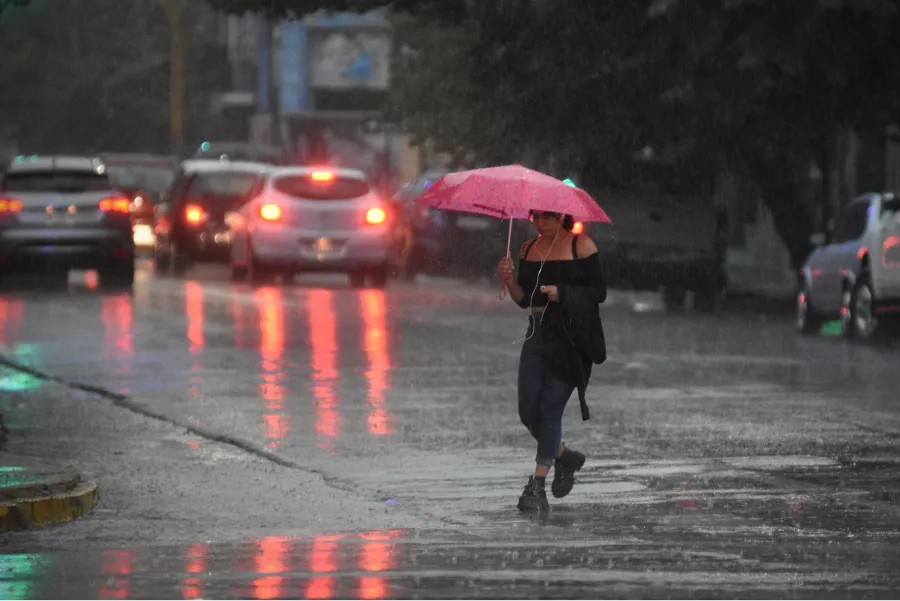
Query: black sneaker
517 476 550 514
551 447 586 498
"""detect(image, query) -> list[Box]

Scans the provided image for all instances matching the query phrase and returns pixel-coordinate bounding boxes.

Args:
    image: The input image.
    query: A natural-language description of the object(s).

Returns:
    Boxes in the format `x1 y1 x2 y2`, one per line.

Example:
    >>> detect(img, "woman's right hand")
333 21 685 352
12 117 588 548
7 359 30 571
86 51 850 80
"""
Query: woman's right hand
497 256 514 280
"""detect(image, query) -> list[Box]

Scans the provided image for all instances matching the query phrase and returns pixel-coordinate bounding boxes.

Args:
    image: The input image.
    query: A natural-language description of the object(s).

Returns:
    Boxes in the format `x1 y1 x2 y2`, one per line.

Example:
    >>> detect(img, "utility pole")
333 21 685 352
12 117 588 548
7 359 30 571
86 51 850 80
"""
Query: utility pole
160 0 184 158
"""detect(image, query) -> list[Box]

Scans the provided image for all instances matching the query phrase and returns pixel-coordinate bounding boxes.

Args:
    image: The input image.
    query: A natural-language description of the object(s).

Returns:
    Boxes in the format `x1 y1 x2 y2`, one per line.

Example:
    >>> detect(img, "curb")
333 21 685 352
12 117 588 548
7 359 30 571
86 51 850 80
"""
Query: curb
0 479 99 532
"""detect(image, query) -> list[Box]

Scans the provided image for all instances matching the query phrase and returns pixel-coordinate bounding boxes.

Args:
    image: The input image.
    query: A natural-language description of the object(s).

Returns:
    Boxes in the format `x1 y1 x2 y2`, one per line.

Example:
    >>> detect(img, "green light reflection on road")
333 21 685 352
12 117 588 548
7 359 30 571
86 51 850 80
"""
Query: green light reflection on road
0 553 52 600
0 343 44 392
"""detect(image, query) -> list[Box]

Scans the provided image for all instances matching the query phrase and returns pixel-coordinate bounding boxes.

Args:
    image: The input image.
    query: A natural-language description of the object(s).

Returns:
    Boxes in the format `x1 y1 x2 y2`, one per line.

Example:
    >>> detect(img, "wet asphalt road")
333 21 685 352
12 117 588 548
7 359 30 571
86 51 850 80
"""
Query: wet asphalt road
1 261 899 599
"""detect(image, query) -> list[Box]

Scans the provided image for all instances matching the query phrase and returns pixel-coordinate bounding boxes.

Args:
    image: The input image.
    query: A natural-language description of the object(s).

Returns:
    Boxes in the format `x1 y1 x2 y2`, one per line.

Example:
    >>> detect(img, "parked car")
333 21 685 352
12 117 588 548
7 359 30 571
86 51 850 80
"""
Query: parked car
0 155 134 287
391 169 535 281
798 192 900 340
154 159 272 275
228 166 392 287
100 152 178 252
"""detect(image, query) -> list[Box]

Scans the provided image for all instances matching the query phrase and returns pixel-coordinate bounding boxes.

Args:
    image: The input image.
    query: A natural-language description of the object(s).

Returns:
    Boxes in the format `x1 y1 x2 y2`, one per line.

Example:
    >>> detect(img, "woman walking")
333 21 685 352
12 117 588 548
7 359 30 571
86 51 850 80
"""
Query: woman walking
497 210 607 514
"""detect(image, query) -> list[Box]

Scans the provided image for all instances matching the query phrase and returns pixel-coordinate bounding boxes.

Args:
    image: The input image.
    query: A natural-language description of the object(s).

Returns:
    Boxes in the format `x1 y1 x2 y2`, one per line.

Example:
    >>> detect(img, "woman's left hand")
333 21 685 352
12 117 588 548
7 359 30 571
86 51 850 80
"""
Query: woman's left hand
540 285 558 302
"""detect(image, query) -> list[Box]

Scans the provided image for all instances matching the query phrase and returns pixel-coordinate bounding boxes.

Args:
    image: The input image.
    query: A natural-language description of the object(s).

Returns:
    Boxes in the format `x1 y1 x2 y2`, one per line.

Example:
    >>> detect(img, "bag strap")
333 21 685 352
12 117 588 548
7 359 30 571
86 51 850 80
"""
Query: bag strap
571 234 579 259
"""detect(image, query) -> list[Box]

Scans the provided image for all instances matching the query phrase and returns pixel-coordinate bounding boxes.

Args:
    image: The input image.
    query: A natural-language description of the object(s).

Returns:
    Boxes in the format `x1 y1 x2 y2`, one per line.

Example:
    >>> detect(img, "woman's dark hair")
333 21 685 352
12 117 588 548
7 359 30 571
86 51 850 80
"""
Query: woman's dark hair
529 210 576 231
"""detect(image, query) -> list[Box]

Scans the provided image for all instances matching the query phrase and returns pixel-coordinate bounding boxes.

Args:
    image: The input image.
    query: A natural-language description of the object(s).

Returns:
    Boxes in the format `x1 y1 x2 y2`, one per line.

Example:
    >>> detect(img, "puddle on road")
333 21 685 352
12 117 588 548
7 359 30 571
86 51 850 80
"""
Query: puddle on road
723 455 838 470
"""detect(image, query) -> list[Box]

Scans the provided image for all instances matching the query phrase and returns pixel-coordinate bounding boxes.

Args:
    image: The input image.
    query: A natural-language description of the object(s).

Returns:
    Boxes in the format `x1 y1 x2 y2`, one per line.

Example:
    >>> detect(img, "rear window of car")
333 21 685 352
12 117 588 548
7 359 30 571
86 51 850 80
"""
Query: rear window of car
273 175 370 200
189 171 260 198
1 170 112 193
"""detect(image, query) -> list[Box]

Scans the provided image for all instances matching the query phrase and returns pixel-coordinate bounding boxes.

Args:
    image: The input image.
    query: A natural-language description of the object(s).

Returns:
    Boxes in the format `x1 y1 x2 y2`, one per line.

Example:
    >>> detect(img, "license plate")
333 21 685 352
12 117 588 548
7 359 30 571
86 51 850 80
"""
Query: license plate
313 237 333 253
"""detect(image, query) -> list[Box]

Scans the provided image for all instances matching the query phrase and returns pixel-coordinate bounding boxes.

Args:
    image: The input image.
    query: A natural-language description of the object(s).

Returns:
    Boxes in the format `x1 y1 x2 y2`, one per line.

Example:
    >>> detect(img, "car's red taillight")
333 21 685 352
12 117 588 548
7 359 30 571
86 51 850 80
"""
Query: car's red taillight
98 197 131 214
365 207 387 225
259 204 282 221
0 197 23 213
184 204 206 225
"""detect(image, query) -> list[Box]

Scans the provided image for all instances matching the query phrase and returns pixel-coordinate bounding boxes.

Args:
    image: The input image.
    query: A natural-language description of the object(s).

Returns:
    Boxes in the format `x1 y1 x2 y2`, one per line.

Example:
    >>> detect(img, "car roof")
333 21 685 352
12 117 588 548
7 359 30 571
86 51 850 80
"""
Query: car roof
180 159 273 175
99 152 179 166
268 166 368 181
5 155 107 174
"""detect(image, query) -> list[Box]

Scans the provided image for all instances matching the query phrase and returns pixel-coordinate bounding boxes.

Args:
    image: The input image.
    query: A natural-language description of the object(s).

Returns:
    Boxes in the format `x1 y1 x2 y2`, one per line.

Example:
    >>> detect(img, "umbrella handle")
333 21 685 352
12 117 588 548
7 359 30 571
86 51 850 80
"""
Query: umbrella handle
500 217 513 300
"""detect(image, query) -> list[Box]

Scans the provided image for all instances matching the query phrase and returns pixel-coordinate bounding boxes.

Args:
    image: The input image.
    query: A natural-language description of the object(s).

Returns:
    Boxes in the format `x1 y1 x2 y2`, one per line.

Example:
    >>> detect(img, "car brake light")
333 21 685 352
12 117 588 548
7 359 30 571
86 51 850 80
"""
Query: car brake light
98 197 131 213
259 204 281 221
184 204 206 225
0 197 23 213
366 207 387 225
572 221 584 235
311 171 335 183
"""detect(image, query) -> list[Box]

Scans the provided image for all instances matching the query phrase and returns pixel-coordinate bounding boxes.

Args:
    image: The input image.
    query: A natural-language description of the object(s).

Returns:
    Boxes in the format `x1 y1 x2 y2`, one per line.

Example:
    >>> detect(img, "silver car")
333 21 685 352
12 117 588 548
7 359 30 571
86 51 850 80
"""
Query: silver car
229 167 392 287
0 155 135 287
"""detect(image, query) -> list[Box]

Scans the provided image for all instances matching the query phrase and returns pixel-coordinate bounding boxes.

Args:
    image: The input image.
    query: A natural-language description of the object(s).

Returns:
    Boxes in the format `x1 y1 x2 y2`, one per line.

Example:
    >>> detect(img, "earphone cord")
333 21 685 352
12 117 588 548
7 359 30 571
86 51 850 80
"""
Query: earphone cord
513 228 559 345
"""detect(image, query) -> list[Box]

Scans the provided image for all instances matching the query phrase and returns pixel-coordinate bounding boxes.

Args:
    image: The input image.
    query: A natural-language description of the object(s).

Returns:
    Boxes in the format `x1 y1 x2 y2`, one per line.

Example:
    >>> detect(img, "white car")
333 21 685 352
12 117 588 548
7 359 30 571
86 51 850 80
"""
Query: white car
228 167 392 287
798 192 900 339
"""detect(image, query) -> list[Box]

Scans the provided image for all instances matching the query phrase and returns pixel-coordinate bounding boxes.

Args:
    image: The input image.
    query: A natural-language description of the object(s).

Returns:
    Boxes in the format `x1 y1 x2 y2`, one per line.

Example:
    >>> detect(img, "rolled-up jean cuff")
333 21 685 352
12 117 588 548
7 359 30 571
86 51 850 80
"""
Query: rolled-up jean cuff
535 454 555 467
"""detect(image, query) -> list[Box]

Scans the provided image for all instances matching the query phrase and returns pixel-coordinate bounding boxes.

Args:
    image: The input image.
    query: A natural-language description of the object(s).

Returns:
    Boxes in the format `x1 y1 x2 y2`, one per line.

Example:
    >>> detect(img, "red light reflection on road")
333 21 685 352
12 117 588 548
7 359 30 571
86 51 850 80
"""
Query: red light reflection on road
256 287 290 449
99 549 132 599
185 282 205 398
233 293 247 349
253 537 291 600
357 530 402 600
306 535 342 599
101 295 134 388
0 298 24 349
183 543 208 599
307 290 340 447
101 295 133 356
360 290 391 435
185 282 205 353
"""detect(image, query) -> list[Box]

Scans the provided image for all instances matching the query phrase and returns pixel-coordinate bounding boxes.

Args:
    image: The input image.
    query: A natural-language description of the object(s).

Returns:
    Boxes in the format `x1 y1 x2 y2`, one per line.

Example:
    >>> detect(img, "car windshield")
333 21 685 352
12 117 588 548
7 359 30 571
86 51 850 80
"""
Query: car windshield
273 174 370 200
1 170 112 193
191 172 259 198
105 164 175 195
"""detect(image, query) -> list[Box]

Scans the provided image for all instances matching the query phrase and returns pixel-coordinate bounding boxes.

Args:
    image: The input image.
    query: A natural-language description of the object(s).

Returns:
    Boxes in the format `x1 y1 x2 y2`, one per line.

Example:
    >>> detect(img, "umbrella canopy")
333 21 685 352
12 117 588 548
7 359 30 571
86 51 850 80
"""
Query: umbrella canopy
415 164 612 223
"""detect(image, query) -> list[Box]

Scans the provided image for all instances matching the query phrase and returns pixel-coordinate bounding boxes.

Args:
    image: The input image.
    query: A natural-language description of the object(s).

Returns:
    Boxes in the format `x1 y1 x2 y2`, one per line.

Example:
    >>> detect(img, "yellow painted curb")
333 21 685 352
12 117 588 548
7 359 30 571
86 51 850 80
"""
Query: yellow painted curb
0 480 98 532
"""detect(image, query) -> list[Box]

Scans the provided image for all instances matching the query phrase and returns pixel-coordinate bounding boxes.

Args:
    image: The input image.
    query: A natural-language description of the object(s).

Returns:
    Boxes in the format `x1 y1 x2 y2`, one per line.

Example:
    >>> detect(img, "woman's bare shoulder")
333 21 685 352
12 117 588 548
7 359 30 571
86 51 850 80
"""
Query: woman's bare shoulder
519 239 535 259
575 234 598 257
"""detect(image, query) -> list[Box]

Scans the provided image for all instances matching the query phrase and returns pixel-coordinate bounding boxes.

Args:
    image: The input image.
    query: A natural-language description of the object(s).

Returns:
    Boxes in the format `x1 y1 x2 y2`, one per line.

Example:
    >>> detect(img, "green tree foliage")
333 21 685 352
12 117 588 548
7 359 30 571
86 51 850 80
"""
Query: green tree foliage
0 0 228 155
209 0 900 265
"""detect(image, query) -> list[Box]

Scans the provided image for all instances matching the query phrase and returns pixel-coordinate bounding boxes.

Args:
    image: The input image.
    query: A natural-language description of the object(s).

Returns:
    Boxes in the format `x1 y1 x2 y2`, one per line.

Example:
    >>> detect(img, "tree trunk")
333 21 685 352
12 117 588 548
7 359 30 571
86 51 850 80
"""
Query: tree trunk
748 154 815 271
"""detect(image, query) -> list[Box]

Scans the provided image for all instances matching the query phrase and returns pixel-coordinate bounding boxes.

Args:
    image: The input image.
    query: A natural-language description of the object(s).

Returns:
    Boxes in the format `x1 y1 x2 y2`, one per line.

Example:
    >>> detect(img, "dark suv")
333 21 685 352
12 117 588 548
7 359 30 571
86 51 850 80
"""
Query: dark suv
154 159 272 275
0 155 134 287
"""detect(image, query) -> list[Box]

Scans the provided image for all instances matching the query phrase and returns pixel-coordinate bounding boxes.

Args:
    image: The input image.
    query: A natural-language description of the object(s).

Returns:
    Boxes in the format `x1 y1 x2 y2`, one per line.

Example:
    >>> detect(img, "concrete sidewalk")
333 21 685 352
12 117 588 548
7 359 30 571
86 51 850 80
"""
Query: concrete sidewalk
0 451 98 532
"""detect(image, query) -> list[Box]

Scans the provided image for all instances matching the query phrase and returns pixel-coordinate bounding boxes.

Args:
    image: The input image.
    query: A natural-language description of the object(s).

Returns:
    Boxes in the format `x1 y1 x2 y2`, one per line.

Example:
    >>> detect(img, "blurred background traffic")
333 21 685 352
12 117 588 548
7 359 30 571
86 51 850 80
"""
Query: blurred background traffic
1 0 899 323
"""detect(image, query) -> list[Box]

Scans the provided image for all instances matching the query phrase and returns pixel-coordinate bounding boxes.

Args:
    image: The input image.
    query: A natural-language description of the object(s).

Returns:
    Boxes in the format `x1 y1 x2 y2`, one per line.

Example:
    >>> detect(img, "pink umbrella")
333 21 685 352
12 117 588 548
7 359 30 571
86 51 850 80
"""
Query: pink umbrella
415 164 612 256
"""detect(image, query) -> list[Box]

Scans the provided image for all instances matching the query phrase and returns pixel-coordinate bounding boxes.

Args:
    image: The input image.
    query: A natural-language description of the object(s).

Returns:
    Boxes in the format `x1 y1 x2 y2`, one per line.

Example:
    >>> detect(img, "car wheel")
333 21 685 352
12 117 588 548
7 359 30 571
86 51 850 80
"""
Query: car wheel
100 260 135 290
797 280 824 335
844 272 879 341
369 265 389 289
246 241 271 284
153 253 170 274
230 263 248 281
663 286 686 310
349 271 366 288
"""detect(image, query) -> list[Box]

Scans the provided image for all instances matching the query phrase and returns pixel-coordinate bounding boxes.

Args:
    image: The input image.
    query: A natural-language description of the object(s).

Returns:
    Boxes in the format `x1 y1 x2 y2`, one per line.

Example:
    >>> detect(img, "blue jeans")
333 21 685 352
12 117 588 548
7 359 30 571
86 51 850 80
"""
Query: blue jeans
518 318 576 467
